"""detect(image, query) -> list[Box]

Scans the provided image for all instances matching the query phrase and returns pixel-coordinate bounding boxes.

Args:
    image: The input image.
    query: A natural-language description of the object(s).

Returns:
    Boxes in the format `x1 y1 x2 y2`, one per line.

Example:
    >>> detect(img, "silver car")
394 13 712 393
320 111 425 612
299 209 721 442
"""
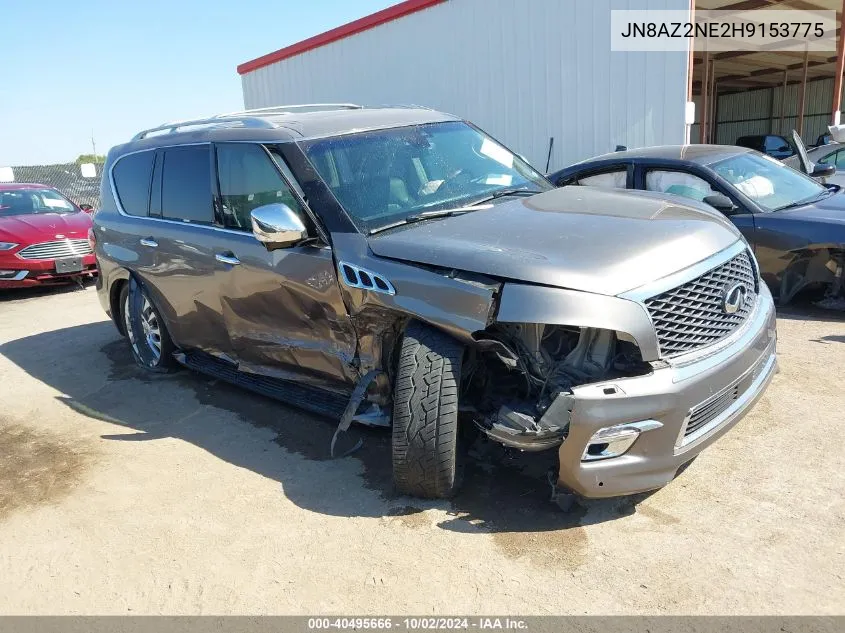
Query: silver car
806 142 845 188
94 105 777 504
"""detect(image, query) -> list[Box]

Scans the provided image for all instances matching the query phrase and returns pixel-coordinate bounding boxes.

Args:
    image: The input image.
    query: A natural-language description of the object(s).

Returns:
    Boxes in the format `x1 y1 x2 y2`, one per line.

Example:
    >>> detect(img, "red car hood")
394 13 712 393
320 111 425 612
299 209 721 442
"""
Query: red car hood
0 212 92 244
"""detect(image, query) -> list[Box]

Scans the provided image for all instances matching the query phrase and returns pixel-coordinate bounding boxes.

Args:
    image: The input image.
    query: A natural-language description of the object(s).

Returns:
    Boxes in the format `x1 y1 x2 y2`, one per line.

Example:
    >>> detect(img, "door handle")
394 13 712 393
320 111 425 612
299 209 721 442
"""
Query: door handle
139 237 158 248
215 252 241 266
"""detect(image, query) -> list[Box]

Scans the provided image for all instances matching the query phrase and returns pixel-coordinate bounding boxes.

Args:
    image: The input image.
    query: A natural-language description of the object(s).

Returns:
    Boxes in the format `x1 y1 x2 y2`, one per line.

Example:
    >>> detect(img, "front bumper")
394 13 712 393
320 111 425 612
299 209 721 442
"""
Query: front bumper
0 254 97 288
555 284 778 498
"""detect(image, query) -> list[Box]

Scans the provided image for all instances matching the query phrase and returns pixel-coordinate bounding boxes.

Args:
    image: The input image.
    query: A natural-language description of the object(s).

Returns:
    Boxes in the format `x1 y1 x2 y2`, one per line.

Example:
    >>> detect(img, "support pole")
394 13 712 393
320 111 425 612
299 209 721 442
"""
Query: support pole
778 70 788 135
685 0 695 144
832 1 845 126
700 50 710 144
709 60 716 143
797 48 810 138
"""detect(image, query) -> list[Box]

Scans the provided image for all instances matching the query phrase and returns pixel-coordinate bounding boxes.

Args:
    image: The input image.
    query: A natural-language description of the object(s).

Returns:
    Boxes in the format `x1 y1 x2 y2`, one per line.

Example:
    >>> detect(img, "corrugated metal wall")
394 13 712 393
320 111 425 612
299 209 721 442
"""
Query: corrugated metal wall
691 77 843 146
240 0 691 172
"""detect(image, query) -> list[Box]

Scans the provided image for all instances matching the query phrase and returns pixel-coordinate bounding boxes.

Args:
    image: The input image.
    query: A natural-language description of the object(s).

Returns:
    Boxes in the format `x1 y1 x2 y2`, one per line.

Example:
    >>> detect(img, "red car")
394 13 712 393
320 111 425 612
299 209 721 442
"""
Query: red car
0 183 97 289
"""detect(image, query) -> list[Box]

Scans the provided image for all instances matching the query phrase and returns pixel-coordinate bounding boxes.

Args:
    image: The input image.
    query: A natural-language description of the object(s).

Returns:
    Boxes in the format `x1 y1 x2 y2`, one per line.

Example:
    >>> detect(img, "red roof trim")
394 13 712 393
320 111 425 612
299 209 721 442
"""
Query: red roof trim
237 0 447 75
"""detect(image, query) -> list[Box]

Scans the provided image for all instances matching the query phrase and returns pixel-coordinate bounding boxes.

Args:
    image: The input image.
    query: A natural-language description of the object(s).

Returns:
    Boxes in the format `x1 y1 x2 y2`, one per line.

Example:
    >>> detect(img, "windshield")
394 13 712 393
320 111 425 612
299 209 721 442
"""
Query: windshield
0 188 77 217
710 152 827 211
301 121 552 232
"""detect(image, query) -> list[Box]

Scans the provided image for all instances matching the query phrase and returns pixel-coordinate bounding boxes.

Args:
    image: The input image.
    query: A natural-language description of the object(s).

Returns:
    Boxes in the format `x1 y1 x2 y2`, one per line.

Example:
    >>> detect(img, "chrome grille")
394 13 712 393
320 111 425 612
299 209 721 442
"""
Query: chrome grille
685 384 740 437
17 239 92 260
645 250 757 358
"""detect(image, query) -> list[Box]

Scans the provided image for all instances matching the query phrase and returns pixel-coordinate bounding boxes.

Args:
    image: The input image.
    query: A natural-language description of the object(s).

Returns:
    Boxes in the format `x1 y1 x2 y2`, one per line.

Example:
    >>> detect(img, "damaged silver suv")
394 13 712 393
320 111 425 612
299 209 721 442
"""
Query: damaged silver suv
94 104 777 501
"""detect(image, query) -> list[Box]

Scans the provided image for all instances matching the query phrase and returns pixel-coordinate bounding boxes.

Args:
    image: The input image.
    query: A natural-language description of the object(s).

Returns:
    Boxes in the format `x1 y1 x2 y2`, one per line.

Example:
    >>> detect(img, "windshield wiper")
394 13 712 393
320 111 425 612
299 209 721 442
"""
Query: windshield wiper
467 187 542 207
368 205 491 235
774 188 832 211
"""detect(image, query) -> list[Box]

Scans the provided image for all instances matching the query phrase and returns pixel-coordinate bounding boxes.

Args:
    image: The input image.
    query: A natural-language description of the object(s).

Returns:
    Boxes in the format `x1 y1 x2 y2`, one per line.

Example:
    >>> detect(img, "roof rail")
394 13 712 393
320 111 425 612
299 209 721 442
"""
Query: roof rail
131 116 277 141
131 104 364 141
214 103 363 117
369 103 436 112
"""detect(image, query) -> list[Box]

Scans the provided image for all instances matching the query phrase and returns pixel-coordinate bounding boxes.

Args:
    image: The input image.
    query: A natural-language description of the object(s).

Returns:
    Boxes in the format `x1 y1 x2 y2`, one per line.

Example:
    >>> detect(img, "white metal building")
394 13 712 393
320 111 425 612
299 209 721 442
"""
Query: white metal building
238 0 692 172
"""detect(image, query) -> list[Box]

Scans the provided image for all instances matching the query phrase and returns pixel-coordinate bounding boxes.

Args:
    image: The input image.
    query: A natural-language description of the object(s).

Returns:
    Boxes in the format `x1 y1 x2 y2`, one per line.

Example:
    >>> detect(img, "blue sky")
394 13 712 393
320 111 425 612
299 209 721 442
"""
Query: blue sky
0 0 396 165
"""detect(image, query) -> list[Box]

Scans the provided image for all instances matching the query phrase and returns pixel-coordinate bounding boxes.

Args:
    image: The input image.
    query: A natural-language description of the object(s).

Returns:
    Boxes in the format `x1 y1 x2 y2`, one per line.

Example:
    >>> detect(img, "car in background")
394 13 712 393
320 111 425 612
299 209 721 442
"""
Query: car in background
736 131 835 185
805 142 845 187
550 145 845 307
0 183 97 289
736 134 795 160
813 133 833 148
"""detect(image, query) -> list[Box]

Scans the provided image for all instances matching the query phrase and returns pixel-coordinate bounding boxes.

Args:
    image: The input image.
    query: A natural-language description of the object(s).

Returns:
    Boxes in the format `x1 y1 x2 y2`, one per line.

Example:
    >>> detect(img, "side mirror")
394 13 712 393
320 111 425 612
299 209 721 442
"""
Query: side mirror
811 163 837 179
79 203 94 213
703 193 736 213
250 203 307 249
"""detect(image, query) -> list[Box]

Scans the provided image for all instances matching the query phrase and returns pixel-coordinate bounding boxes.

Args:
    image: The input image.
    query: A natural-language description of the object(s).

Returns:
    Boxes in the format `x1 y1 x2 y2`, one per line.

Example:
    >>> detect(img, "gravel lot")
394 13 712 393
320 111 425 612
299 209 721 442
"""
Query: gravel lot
0 284 843 615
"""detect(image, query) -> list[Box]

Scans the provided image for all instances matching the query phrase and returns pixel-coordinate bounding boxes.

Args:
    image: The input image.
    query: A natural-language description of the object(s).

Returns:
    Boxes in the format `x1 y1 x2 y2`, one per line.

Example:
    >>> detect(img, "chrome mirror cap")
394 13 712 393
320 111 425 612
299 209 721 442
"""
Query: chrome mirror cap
251 203 307 248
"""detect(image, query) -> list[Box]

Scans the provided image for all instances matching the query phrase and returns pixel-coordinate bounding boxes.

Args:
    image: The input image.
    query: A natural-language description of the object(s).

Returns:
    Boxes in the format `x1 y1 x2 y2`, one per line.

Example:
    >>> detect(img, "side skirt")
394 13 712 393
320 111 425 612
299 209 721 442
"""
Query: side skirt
175 350 351 420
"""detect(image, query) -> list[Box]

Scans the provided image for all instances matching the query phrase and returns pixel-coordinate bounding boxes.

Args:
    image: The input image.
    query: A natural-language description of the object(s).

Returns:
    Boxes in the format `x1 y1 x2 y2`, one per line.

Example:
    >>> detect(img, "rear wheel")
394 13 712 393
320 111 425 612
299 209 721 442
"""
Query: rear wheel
120 281 175 372
392 321 464 499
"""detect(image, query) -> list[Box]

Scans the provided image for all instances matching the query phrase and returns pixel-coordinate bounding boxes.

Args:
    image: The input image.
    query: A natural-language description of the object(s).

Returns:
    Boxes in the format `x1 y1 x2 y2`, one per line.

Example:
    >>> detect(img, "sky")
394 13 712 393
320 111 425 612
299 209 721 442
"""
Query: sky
0 0 396 166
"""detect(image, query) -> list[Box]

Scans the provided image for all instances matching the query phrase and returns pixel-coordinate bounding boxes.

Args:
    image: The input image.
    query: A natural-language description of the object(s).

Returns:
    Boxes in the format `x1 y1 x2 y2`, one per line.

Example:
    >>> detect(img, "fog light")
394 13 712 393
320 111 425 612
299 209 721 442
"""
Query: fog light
0 270 27 280
581 420 663 462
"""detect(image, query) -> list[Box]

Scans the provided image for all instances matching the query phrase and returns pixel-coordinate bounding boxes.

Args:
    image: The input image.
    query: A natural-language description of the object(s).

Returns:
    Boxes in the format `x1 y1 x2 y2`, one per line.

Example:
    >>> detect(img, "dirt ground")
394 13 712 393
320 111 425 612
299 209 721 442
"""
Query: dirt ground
0 283 843 615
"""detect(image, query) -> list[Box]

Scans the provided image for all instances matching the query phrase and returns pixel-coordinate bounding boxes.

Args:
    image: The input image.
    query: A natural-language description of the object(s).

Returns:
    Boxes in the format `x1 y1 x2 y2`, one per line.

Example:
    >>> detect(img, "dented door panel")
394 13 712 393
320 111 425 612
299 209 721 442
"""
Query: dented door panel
212 230 358 387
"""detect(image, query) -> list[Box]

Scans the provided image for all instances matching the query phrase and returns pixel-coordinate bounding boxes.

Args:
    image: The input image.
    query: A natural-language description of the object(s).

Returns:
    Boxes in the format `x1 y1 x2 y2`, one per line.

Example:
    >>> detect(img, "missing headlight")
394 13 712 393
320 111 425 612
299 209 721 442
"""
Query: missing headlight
463 323 652 451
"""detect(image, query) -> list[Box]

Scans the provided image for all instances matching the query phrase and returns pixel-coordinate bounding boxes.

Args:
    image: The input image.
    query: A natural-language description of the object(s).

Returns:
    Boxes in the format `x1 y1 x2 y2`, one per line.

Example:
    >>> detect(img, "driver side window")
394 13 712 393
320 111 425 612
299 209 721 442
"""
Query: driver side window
645 169 717 202
576 169 627 188
215 143 304 232
819 150 845 169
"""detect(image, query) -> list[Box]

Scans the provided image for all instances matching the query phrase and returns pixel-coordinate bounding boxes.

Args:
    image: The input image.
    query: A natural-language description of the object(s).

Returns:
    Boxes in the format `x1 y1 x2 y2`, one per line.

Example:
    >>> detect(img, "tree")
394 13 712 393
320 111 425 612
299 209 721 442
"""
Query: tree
75 154 106 165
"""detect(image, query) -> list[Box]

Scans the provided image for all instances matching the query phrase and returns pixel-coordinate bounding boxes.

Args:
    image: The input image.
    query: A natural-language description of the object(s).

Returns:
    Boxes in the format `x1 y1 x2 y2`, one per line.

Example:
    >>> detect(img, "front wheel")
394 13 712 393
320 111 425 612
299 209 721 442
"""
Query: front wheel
392 321 464 499
120 280 175 372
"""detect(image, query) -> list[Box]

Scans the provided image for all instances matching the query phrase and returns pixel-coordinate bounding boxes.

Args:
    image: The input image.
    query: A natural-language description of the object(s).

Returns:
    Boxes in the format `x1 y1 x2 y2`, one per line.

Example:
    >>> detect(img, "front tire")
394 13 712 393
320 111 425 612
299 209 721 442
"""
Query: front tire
120 280 175 372
392 321 464 499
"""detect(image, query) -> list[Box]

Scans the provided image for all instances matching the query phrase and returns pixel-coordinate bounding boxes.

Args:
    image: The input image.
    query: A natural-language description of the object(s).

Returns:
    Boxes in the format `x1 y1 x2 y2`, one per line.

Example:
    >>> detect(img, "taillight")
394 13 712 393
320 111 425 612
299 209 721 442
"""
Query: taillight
88 227 97 251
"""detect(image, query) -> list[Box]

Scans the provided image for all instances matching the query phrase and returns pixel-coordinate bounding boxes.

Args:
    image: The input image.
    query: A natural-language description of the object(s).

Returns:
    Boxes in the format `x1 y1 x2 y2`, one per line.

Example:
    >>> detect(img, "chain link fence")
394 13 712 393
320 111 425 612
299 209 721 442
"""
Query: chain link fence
0 163 103 209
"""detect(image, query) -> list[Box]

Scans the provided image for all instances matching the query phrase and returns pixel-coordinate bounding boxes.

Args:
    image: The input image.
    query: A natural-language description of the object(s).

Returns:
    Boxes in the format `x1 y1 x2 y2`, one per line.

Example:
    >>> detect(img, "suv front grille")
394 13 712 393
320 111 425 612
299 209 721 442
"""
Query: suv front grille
644 250 757 358
17 239 92 260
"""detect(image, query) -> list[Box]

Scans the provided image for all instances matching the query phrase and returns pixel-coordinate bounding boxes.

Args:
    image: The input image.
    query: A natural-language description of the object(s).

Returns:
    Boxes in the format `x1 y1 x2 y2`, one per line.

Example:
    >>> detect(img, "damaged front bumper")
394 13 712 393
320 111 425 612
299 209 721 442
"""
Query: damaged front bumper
550 284 778 498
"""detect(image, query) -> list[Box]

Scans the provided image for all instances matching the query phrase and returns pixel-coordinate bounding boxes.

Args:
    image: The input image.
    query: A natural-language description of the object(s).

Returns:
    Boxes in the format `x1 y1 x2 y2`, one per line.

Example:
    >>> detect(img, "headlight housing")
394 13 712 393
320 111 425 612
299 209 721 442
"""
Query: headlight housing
0 242 18 251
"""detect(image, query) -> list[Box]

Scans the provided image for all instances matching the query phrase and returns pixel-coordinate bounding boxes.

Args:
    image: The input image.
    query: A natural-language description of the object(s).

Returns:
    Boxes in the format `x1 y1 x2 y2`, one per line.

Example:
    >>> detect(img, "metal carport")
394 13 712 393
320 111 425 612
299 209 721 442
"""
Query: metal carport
691 0 845 144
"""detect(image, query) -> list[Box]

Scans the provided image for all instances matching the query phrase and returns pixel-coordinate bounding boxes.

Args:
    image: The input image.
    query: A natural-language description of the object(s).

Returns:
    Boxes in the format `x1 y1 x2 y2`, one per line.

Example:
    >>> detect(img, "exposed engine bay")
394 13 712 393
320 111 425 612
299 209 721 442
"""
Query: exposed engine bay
463 324 652 451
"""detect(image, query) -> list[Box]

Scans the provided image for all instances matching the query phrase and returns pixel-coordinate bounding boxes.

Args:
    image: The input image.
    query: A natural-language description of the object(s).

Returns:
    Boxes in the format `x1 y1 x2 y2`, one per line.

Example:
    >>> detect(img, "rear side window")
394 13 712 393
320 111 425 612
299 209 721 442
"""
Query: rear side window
765 136 791 153
215 143 304 231
161 145 212 224
112 151 154 216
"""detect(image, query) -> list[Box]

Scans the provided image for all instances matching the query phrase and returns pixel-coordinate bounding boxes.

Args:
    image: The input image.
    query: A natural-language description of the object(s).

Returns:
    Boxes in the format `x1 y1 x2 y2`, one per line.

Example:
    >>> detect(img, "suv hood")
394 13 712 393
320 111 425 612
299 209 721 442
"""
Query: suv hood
367 187 742 296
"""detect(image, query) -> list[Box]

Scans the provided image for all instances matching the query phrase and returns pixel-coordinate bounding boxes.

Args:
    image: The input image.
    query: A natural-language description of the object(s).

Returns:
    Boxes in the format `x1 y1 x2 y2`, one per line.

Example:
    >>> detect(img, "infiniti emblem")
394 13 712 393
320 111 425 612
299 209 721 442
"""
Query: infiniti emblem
722 282 747 314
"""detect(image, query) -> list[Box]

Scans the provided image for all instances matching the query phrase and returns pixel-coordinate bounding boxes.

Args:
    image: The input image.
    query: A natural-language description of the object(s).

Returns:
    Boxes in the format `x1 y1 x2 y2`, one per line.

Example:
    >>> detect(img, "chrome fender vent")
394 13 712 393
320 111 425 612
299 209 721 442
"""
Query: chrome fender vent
338 262 395 295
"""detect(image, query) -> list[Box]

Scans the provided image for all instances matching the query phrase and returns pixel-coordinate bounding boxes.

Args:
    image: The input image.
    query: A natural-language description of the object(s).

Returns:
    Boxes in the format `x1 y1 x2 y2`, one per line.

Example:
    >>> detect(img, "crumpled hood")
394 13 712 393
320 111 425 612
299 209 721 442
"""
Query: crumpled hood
367 187 743 296
0 212 92 243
